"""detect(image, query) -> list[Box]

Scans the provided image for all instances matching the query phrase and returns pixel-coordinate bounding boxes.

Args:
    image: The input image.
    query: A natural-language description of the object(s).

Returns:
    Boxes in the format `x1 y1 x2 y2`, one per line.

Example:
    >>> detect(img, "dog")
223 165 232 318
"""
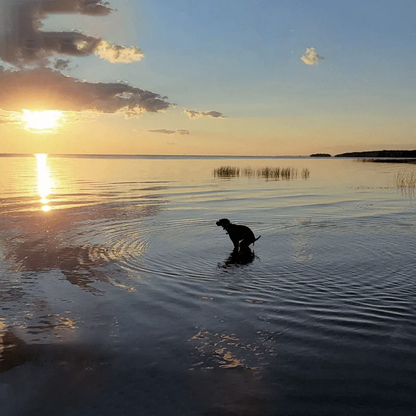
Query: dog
216 218 261 252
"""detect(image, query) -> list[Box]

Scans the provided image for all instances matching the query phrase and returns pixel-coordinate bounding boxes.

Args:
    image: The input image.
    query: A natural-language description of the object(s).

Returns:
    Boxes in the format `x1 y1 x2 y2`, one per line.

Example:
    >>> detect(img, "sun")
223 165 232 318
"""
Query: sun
22 110 63 133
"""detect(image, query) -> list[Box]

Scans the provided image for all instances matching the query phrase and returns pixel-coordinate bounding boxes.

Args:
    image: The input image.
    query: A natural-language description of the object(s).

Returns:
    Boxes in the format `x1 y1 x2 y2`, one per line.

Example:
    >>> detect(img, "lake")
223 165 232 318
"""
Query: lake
1 155 415 416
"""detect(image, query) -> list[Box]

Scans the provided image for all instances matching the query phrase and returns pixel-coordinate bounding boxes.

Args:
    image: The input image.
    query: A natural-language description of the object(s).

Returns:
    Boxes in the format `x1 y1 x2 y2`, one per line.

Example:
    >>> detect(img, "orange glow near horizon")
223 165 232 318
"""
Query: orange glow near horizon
35 154 54 212
23 110 63 133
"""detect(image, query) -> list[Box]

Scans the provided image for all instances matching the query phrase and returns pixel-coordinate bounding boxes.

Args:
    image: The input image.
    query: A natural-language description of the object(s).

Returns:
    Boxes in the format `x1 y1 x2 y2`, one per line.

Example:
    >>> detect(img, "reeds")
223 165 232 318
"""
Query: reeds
213 166 310 180
301 168 310 179
242 167 256 177
256 167 297 180
395 169 416 188
213 166 240 177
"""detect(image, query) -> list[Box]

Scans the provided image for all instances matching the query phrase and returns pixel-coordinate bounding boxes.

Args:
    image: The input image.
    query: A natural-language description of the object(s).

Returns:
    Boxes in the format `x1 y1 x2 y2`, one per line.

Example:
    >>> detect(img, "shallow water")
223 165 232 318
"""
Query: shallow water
1 155 415 415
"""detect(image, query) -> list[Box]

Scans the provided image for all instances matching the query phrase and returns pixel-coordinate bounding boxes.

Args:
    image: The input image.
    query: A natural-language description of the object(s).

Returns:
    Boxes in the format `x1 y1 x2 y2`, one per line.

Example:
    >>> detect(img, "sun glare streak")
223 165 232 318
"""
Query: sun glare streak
23 110 63 133
35 154 54 212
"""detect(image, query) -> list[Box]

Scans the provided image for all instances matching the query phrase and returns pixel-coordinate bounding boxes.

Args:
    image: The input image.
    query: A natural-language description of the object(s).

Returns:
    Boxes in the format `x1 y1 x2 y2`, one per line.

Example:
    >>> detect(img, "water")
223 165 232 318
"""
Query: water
1 155 415 415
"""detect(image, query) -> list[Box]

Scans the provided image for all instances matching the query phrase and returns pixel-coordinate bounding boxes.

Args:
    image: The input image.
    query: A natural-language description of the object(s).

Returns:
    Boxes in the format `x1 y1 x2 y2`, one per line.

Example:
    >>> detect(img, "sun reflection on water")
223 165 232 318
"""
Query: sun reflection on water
35 154 54 212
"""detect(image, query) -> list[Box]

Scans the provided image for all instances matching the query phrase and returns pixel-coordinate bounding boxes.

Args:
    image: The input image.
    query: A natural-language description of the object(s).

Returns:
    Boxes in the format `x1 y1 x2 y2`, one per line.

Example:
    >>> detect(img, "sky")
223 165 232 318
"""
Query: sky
0 0 416 156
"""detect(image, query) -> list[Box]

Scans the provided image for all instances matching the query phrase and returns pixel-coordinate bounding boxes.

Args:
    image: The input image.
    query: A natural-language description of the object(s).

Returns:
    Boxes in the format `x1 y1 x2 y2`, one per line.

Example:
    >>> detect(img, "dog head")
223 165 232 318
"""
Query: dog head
216 218 231 230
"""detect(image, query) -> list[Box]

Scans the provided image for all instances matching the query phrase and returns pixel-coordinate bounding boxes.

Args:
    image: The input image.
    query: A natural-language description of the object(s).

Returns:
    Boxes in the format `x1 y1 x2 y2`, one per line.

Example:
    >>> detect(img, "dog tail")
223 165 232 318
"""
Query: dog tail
254 235 261 244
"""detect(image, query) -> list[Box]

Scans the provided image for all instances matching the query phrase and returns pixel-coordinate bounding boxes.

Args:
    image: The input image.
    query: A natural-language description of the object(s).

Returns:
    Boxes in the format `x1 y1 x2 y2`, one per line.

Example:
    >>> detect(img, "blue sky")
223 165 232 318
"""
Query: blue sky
1 0 416 155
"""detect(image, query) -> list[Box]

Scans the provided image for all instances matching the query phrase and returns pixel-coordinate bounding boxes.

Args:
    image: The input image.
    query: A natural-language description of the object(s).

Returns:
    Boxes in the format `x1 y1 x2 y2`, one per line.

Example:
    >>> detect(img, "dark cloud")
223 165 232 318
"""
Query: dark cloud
147 129 190 135
0 0 142 66
40 0 113 16
0 68 170 115
53 58 71 71
184 109 226 119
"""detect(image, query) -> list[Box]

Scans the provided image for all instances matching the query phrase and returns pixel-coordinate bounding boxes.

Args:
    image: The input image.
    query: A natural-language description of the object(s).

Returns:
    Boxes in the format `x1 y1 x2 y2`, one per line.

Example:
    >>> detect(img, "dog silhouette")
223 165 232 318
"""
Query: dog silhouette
216 218 261 252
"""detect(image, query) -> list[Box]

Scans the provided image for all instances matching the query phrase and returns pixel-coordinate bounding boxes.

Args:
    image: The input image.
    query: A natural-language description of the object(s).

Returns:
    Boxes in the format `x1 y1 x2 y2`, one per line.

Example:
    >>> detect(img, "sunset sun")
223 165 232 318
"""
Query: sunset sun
22 110 63 133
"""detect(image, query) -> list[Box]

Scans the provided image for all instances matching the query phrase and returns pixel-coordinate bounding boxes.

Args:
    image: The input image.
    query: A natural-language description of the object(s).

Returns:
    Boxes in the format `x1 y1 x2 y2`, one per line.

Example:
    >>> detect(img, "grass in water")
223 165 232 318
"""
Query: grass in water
242 167 256 177
301 168 310 179
395 169 416 188
213 166 240 177
213 166 310 180
256 167 297 180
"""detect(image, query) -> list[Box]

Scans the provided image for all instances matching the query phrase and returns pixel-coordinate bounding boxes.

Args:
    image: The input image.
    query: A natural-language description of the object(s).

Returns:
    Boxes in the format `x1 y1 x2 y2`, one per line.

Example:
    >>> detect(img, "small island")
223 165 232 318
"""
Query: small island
310 153 332 157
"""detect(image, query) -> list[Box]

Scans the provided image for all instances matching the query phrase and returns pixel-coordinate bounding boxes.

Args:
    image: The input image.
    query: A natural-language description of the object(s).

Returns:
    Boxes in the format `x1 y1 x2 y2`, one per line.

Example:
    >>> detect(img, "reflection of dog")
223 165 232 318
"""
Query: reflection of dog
220 249 256 268
216 218 261 252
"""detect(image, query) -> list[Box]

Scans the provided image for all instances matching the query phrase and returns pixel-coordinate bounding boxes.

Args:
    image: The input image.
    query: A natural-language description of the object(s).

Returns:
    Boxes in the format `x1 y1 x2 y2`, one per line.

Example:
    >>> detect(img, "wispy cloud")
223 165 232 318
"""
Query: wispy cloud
184 109 226 119
301 47 324 66
147 129 190 135
0 109 25 125
0 0 143 66
0 68 170 116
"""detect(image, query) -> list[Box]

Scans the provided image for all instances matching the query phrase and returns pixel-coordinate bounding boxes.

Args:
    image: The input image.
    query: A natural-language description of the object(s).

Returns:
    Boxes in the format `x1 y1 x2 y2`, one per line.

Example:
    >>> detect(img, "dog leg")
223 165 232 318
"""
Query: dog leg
239 238 252 251
231 238 239 253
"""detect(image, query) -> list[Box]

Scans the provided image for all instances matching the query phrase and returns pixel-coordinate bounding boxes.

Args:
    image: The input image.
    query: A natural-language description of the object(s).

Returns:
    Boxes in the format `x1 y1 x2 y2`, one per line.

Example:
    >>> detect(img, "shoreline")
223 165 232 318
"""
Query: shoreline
361 158 416 164
335 150 416 158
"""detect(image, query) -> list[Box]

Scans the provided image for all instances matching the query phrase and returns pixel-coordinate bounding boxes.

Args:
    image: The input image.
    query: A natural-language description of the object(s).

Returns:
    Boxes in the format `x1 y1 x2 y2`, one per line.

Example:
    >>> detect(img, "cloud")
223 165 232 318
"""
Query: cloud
301 47 324 65
184 109 226 119
0 0 143 66
94 40 144 63
0 2 223 133
146 129 190 135
0 2 171 127
0 109 24 125
39 0 113 15
53 58 71 71
0 68 170 116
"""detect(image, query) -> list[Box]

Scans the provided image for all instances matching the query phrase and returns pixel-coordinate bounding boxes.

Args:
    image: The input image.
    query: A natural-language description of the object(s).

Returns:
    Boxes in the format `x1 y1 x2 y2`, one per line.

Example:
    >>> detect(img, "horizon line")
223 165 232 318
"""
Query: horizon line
0 152 310 158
